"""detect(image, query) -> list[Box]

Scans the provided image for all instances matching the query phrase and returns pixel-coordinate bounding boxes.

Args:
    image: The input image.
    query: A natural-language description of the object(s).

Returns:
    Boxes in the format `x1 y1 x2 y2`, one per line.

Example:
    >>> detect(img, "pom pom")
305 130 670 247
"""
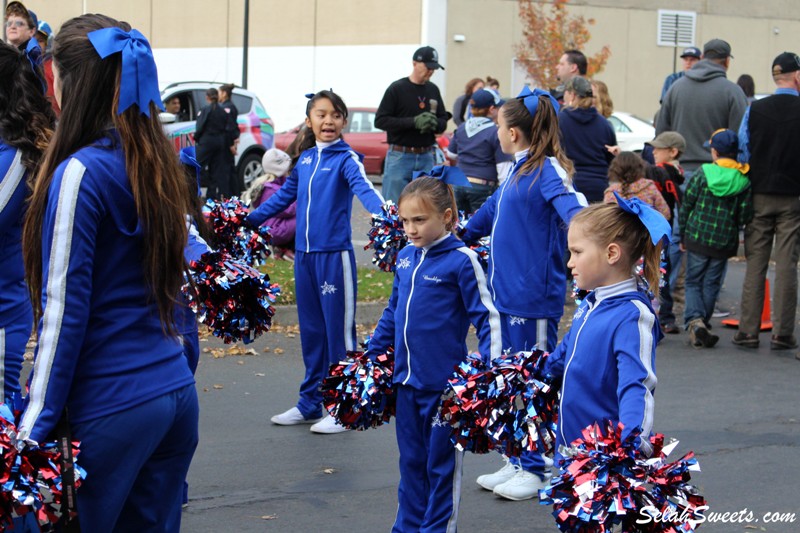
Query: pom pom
457 213 490 268
541 421 707 533
321 349 395 430
0 402 86 530
183 251 280 344
439 350 560 456
365 202 407 272
202 197 272 266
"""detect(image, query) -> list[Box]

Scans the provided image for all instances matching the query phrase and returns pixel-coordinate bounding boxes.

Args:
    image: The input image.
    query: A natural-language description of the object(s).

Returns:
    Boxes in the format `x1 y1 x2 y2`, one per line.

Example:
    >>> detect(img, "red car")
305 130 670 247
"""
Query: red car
274 107 387 175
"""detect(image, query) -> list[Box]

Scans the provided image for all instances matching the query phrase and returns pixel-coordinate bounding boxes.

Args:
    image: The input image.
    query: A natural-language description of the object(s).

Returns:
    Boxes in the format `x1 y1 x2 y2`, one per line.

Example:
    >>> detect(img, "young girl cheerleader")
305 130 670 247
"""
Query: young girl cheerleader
544 198 668 458
462 87 586 501
247 90 385 434
604 151 671 220
366 173 502 532
0 41 55 402
20 14 198 530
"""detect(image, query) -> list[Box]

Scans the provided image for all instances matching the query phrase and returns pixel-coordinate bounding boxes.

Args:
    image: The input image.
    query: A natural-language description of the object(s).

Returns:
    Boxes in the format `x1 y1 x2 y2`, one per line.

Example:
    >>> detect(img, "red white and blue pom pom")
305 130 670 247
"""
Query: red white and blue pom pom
202 197 272 266
541 421 707 533
456 214 491 268
183 251 281 344
439 350 560 456
321 349 395 430
0 402 85 530
365 202 407 272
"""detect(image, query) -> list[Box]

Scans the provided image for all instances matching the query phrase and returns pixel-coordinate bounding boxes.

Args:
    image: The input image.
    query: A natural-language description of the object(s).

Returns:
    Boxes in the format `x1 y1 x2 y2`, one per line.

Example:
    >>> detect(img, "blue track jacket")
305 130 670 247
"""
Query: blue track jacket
462 155 586 318
367 234 502 390
247 138 384 252
19 133 195 444
545 278 661 457
0 143 29 325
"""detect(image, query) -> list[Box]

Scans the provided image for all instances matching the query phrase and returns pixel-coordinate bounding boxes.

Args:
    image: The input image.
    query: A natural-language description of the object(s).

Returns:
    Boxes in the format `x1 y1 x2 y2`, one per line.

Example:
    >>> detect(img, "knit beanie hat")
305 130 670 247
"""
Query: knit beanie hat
261 148 291 177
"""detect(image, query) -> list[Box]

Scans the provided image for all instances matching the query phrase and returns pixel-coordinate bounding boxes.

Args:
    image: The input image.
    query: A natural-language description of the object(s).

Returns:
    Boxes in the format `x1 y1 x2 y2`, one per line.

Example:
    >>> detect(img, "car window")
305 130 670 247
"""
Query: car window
348 111 377 133
162 91 194 121
608 115 631 133
231 94 252 115
192 90 208 115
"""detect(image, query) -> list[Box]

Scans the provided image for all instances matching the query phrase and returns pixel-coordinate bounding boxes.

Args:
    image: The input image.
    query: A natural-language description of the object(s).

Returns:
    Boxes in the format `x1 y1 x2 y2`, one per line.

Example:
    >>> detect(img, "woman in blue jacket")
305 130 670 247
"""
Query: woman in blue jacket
247 90 385 434
367 175 502 532
0 41 55 403
558 76 617 203
19 15 198 531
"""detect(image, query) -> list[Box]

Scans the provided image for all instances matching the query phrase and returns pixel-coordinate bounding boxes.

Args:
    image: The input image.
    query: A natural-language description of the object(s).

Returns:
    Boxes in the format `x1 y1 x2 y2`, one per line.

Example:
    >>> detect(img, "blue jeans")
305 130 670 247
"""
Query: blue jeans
454 182 497 215
381 149 434 204
684 251 727 326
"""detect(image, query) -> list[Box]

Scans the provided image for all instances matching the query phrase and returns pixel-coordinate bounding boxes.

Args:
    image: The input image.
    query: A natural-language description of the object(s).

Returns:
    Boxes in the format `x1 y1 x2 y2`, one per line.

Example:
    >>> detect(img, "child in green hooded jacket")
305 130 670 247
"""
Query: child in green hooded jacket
679 129 753 347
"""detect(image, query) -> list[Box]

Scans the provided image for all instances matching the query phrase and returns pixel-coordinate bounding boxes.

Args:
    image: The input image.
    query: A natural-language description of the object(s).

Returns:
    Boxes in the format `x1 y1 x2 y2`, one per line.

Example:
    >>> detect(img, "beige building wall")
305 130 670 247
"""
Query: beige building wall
13 0 800 126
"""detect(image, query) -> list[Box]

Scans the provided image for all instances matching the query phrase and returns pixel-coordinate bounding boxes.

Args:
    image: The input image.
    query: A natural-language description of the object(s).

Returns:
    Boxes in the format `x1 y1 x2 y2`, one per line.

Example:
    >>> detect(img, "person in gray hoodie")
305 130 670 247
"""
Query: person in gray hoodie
656 39 747 173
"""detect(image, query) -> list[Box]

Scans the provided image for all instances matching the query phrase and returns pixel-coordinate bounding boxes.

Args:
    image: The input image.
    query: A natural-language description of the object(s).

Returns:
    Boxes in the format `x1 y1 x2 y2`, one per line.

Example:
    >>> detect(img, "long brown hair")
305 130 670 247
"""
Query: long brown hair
571 203 663 297
0 42 56 177
23 14 190 334
502 96 575 183
608 151 645 198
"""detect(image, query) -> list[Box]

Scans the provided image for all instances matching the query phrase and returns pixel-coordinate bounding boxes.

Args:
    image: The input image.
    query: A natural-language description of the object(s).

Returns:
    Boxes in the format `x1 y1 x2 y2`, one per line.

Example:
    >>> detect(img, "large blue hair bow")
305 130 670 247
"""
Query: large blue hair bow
88 27 164 117
24 39 46 94
180 146 202 197
412 166 471 187
516 86 560 119
612 191 672 245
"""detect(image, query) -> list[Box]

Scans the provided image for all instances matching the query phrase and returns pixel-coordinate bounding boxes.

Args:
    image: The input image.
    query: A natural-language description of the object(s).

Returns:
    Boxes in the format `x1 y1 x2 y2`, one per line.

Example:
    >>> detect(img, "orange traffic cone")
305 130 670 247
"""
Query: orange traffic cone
722 279 773 331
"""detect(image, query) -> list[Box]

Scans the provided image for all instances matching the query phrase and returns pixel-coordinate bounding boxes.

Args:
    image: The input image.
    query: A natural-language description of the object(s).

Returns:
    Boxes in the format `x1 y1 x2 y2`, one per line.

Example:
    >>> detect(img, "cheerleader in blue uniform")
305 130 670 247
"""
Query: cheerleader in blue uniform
247 90 385 434
19 15 198 531
366 170 502 532
0 41 55 402
544 196 668 459
462 88 586 500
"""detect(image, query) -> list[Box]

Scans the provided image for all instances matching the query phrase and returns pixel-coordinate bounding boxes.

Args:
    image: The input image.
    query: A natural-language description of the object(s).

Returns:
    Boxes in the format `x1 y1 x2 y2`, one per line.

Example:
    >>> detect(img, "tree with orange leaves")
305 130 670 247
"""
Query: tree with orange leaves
515 0 611 89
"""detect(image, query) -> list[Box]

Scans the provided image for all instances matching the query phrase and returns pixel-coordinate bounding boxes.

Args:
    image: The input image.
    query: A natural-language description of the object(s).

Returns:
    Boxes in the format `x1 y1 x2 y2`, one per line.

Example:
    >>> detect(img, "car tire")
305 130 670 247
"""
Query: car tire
237 151 263 195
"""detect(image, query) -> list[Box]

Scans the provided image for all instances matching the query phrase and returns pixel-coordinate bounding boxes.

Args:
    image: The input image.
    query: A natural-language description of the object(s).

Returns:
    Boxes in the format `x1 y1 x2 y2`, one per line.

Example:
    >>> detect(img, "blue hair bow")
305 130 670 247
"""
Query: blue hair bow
412 166 471 188
180 146 202 197
612 191 672 245
88 27 164 117
24 39 46 94
516 86 560 118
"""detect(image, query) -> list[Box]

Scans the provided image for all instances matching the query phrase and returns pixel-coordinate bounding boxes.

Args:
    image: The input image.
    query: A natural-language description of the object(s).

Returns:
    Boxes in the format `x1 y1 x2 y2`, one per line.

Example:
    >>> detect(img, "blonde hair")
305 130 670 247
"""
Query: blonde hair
592 80 614 118
571 203 663 297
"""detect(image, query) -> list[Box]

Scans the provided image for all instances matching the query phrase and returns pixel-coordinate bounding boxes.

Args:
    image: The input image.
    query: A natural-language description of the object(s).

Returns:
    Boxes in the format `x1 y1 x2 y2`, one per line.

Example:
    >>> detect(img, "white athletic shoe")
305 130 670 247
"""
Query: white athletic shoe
270 407 322 426
309 415 350 434
493 470 552 501
476 457 519 491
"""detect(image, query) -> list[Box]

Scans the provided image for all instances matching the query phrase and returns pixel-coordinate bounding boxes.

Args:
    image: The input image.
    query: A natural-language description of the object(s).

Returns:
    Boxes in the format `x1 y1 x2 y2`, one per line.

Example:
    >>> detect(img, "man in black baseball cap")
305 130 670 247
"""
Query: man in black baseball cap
374 46 449 203
660 46 703 103
412 46 444 71
734 50 800 353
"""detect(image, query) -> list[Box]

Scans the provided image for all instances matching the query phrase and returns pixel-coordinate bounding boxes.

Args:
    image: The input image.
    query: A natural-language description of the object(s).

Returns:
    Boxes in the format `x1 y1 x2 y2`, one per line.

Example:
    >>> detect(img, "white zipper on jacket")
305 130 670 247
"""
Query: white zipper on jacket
305 147 324 251
558 299 597 448
401 249 426 385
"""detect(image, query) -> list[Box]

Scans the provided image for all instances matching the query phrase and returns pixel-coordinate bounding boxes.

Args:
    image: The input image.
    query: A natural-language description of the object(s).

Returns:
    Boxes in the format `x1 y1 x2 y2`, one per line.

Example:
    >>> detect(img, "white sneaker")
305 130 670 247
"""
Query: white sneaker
476 457 519 491
493 470 551 501
309 415 350 434
270 407 322 426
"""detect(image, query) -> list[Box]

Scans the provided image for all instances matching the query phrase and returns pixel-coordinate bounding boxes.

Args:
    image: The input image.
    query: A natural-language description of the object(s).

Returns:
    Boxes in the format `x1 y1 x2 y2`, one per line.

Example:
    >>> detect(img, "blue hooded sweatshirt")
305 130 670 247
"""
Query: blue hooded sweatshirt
367 234 502 390
247 138 384 252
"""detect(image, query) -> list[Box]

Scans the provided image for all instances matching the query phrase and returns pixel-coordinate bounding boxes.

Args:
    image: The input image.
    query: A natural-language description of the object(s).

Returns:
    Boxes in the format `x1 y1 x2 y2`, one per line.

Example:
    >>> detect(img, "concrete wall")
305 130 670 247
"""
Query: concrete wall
13 0 800 131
